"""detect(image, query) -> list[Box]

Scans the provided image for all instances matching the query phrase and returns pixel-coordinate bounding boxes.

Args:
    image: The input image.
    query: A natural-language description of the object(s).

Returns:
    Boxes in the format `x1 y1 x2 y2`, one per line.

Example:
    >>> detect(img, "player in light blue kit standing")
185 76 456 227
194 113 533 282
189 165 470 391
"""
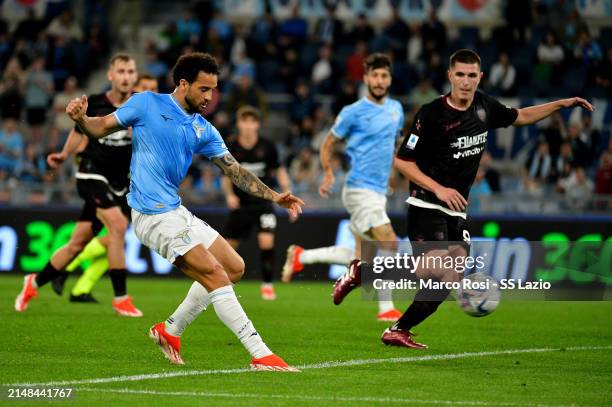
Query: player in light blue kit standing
318 53 404 319
66 52 303 371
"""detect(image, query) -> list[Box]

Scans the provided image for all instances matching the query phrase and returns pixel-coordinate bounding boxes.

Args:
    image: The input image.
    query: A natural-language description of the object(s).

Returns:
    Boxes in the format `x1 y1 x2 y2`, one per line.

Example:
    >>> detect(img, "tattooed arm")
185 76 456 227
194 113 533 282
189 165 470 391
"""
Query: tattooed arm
213 153 277 200
212 153 304 217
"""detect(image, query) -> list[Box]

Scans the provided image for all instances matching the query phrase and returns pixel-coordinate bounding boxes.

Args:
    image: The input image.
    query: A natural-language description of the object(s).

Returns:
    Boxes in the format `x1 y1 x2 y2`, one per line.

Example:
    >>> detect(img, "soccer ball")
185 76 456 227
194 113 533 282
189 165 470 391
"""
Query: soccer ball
456 272 501 317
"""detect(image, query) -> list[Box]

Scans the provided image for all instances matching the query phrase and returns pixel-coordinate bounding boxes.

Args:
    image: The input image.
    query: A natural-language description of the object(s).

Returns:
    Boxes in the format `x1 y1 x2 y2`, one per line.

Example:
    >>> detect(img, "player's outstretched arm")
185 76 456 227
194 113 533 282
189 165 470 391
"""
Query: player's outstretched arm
213 153 304 219
66 95 123 138
47 129 85 168
514 97 594 126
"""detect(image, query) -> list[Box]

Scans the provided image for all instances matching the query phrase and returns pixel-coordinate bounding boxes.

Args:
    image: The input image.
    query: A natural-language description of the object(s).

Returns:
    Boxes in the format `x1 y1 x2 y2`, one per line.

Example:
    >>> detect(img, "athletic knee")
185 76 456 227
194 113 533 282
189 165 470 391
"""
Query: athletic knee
106 217 128 236
227 257 245 282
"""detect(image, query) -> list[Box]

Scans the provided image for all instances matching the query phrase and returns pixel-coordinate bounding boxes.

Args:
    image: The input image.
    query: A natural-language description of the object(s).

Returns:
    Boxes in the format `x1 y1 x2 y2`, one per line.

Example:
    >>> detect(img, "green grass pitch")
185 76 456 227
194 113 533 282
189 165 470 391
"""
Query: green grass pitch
2 275 611 406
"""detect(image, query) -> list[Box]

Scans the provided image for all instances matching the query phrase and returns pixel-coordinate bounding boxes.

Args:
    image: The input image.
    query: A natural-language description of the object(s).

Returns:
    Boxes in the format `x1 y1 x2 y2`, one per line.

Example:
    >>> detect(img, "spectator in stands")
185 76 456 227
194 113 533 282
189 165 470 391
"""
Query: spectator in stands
557 166 594 208
50 76 80 149
332 80 358 116
314 5 343 45
595 151 612 195
541 112 566 156
425 51 446 93
277 47 299 91
350 13 374 44
567 122 590 167
209 8 232 42
0 118 24 177
408 78 438 112
289 81 317 125
504 0 532 46
47 10 83 42
551 141 574 182
524 140 554 192
19 143 47 183
225 74 268 121
289 147 320 193
536 31 565 85
13 9 44 43
572 30 602 66
249 8 277 60
487 51 517 96
24 56 54 145
406 23 424 73
231 49 256 84
345 41 367 83
177 9 203 42
144 49 169 81
0 57 25 120
383 7 409 60
311 45 335 93
279 5 308 45
590 46 611 97
538 31 565 66
421 10 447 60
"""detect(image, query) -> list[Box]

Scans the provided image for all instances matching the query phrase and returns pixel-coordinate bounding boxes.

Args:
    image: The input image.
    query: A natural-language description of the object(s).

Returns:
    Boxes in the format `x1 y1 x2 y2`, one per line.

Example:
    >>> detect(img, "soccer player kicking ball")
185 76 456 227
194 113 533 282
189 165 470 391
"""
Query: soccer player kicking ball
338 49 594 349
318 53 405 322
64 52 304 371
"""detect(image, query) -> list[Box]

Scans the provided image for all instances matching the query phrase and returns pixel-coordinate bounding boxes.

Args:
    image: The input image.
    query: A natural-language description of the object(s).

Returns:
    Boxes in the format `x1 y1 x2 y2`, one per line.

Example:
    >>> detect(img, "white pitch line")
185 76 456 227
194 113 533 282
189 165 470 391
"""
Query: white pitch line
77 388 583 407
7 345 612 387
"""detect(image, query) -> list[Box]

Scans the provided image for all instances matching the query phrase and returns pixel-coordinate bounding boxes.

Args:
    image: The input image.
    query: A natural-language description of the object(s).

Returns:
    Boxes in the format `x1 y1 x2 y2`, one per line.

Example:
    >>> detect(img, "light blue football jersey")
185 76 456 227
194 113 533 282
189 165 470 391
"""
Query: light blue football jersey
331 97 404 194
114 92 228 214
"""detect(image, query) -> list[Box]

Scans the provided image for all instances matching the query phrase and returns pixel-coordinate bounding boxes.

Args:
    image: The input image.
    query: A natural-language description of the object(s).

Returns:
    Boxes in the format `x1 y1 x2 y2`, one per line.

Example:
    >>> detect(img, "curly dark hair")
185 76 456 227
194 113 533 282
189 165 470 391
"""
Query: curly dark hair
171 52 219 85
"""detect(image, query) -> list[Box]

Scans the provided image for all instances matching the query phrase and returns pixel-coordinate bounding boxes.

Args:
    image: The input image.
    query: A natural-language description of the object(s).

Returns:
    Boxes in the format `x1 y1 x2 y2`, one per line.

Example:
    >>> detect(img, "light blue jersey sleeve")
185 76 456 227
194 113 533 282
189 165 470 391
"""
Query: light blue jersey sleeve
397 103 405 137
330 106 354 139
196 121 229 159
114 92 148 128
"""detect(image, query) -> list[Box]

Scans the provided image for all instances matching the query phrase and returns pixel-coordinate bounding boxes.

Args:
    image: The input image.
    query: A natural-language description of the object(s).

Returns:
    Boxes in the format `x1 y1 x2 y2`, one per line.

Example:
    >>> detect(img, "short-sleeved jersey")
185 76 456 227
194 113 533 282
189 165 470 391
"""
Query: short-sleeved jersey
114 92 228 214
331 97 404 195
396 91 518 216
76 93 132 190
227 137 280 207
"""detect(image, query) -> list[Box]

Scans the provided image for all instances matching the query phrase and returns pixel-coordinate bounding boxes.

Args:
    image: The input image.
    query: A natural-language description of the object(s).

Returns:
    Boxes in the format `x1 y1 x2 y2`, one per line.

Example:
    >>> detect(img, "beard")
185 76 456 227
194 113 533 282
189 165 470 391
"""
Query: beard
367 85 389 101
185 93 206 114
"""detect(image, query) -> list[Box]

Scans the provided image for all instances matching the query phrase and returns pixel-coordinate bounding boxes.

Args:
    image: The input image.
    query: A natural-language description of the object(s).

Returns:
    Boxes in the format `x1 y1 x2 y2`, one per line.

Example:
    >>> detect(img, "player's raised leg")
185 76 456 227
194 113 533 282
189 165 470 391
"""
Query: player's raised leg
281 245 353 283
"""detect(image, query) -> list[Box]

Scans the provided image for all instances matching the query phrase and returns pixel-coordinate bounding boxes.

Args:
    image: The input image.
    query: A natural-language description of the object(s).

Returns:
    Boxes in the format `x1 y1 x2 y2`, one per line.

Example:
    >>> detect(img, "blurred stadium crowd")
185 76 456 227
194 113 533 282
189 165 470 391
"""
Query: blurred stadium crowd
0 0 610 213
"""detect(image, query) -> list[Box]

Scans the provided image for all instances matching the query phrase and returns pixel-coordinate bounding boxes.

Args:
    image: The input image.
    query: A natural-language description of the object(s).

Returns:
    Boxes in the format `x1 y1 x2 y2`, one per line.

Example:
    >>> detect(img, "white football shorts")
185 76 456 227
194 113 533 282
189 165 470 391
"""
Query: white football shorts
341 186 391 237
132 205 219 264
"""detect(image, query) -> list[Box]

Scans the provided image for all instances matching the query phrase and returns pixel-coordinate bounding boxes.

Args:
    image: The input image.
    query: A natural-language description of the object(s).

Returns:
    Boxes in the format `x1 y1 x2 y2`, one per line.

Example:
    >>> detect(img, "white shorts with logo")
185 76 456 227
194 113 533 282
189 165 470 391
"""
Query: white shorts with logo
132 205 219 264
341 186 391 236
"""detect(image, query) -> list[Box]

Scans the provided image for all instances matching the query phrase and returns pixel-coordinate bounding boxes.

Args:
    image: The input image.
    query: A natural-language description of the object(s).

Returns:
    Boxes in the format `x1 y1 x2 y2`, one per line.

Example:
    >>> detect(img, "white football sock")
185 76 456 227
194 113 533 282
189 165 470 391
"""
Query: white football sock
376 249 397 313
165 281 210 337
299 246 354 265
209 285 272 359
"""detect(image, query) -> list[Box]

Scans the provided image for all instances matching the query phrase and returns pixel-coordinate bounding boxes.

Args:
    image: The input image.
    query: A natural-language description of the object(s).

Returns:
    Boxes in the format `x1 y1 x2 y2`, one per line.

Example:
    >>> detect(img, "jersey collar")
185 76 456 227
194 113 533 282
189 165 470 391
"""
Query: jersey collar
169 94 191 117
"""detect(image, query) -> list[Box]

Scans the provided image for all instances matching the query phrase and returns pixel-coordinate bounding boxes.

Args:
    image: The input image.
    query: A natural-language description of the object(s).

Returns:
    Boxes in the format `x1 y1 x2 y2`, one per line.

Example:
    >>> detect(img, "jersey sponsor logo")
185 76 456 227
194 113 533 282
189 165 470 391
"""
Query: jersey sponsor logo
240 161 266 177
453 145 485 159
406 133 419 150
99 129 131 146
450 131 488 150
